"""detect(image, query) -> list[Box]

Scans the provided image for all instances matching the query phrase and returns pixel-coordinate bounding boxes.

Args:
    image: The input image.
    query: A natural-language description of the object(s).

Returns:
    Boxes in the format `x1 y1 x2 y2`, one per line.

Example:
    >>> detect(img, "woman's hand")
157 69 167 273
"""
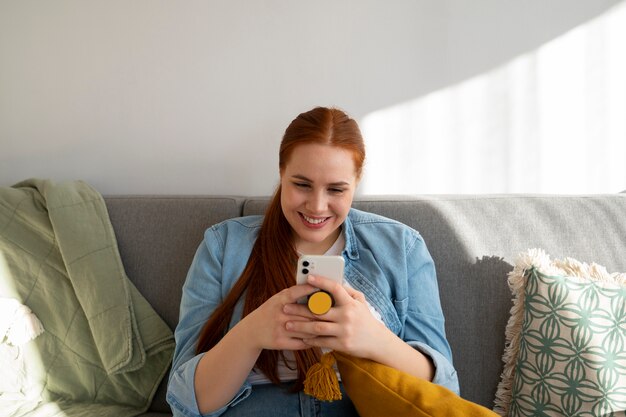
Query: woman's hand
242 282 320 351
282 275 389 359
193 282 323 414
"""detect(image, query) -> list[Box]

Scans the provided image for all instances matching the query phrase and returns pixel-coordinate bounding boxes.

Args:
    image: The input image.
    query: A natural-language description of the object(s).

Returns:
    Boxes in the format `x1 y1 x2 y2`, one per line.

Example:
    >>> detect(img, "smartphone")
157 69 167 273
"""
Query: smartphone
296 255 344 304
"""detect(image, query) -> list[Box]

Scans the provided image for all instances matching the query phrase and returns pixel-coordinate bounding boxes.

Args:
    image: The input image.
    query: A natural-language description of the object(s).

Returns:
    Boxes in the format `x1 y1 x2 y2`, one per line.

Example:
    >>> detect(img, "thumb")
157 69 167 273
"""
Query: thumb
343 285 366 303
283 283 318 303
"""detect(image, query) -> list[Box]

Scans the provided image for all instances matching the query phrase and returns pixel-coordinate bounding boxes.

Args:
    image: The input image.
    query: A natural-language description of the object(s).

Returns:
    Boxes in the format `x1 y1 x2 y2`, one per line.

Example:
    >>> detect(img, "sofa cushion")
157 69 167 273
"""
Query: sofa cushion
494 249 626 416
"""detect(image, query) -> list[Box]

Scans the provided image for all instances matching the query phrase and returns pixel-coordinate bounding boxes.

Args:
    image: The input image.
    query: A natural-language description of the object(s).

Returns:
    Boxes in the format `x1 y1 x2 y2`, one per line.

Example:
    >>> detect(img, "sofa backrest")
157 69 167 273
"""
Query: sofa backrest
105 196 244 413
105 194 626 412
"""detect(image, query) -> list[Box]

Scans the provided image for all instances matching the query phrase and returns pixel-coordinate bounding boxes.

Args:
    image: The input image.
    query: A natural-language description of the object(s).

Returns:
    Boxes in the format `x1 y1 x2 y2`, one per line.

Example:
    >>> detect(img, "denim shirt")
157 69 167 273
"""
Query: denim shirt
167 208 459 417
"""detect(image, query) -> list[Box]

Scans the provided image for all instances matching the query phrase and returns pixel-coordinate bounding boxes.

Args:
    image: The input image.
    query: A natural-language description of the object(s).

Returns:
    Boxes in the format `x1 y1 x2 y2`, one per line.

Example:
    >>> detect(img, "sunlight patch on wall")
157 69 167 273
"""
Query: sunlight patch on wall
360 2 626 194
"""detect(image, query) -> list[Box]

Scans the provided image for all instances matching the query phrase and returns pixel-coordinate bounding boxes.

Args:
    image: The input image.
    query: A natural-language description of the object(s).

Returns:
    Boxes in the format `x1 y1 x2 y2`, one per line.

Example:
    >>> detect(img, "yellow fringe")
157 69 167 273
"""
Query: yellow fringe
303 351 342 401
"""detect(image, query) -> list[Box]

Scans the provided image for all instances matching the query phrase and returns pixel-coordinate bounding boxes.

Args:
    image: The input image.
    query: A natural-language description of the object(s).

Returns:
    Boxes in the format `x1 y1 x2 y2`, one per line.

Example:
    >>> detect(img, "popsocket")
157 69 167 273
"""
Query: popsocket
307 291 333 315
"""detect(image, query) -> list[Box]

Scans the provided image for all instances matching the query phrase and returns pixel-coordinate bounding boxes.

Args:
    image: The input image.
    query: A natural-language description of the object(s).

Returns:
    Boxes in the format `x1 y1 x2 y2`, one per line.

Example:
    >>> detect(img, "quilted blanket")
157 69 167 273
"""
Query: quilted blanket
0 179 174 417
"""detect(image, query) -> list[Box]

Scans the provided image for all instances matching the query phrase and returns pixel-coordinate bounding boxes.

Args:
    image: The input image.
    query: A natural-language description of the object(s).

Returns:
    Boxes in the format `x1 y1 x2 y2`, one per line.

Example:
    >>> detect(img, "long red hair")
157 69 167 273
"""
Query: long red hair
195 107 365 389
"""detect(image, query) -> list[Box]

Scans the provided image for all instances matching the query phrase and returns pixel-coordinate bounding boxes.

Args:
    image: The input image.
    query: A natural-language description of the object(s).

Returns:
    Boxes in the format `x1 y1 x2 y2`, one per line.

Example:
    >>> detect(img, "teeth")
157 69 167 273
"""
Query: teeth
303 214 326 224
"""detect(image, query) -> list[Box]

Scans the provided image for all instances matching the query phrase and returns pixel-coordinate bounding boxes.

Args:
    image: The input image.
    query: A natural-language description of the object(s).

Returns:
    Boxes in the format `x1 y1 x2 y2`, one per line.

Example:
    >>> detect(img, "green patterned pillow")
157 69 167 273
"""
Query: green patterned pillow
494 249 626 417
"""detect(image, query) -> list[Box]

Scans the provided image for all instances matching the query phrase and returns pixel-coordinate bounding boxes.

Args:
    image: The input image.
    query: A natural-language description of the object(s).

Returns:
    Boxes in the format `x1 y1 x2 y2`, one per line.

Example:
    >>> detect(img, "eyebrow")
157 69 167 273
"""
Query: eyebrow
290 174 350 187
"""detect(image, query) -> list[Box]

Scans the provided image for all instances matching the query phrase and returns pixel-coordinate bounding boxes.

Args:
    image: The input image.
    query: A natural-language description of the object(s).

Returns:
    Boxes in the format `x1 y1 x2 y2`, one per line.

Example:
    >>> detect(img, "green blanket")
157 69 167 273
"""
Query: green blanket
0 179 174 417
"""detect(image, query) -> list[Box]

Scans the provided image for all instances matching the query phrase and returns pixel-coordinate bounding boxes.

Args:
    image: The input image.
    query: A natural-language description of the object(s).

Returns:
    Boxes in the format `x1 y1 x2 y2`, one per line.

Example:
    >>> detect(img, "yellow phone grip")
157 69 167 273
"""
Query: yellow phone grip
307 291 334 315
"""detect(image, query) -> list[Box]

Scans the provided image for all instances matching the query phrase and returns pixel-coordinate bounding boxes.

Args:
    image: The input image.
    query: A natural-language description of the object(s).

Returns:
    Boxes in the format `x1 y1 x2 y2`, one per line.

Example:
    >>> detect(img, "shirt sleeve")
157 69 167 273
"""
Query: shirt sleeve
402 232 460 395
409 341 460 394
166 226 252 417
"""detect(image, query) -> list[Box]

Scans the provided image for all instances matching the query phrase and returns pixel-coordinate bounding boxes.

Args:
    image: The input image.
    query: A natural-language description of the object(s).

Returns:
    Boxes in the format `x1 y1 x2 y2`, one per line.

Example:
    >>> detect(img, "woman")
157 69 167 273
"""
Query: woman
167 107 459 417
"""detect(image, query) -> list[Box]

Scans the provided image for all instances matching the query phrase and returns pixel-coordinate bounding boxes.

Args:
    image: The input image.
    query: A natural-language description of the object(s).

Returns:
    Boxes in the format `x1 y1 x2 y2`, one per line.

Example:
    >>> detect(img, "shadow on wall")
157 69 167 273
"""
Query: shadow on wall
360 1 626 195
352 0 625 117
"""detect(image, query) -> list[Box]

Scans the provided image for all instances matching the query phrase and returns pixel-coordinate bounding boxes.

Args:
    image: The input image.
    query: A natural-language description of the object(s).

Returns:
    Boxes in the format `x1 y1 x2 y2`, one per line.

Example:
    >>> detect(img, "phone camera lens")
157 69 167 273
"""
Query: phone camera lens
302 268 309 274
302 261 310 267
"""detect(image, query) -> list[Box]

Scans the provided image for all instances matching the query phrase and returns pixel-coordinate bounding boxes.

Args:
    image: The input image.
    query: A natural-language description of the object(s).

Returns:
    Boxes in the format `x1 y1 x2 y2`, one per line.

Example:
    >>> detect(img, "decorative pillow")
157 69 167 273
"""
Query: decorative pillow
494 249 626 417
334 351 498 417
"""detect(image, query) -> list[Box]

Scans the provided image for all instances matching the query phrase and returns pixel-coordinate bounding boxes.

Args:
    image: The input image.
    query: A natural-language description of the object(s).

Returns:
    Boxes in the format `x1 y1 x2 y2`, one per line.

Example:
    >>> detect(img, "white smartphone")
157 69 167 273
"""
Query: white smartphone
296 254 344 289
296 255 344 305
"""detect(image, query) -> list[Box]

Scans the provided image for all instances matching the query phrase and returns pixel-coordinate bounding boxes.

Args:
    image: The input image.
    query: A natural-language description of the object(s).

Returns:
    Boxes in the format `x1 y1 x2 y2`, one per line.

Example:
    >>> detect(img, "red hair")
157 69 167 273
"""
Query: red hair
195 107 365 389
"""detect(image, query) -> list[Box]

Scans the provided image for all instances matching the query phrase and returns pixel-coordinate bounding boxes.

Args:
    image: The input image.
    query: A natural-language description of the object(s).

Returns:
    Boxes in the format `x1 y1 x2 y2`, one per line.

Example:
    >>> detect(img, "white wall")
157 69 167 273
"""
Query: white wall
0 0 621 195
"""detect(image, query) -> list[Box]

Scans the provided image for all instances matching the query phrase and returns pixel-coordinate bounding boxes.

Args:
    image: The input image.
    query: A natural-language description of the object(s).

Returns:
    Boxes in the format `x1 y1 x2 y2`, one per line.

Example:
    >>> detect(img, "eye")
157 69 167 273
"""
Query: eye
329 188 345 194
294 182 311 189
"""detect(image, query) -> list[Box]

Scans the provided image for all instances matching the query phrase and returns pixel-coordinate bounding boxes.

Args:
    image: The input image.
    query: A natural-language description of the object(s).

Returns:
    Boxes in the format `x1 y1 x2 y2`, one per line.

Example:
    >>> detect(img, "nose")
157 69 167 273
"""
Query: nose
306 190 327 213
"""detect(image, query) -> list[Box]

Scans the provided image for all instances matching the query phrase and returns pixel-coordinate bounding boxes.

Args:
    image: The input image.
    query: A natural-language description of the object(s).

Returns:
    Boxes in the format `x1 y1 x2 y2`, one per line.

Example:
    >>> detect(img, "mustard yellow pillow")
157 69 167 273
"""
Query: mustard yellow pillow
334 352 497 417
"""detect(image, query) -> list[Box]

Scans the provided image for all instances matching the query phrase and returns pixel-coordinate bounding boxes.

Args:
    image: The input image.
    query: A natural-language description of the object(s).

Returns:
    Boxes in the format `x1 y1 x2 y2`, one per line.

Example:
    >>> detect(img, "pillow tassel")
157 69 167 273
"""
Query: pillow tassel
303 351 342 401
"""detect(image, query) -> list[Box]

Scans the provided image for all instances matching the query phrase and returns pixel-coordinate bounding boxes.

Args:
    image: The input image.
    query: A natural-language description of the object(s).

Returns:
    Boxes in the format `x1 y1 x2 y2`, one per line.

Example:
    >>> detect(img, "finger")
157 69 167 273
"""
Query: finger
282 283 319 303
284 322 319 340
283 303 316 319
343 285 366 303
282 337 311 351
306 275 352 305
285 330 318 340
302 336 339 351
286 319 341 337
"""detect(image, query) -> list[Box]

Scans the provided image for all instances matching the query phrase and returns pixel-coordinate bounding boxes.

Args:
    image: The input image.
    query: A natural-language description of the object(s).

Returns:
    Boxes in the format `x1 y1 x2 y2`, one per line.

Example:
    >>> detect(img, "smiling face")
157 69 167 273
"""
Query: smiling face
280 143 358 255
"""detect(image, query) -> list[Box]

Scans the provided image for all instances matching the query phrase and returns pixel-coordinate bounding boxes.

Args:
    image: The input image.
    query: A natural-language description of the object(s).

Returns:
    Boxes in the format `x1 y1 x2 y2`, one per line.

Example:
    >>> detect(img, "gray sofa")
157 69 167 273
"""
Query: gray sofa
104 194 626 416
